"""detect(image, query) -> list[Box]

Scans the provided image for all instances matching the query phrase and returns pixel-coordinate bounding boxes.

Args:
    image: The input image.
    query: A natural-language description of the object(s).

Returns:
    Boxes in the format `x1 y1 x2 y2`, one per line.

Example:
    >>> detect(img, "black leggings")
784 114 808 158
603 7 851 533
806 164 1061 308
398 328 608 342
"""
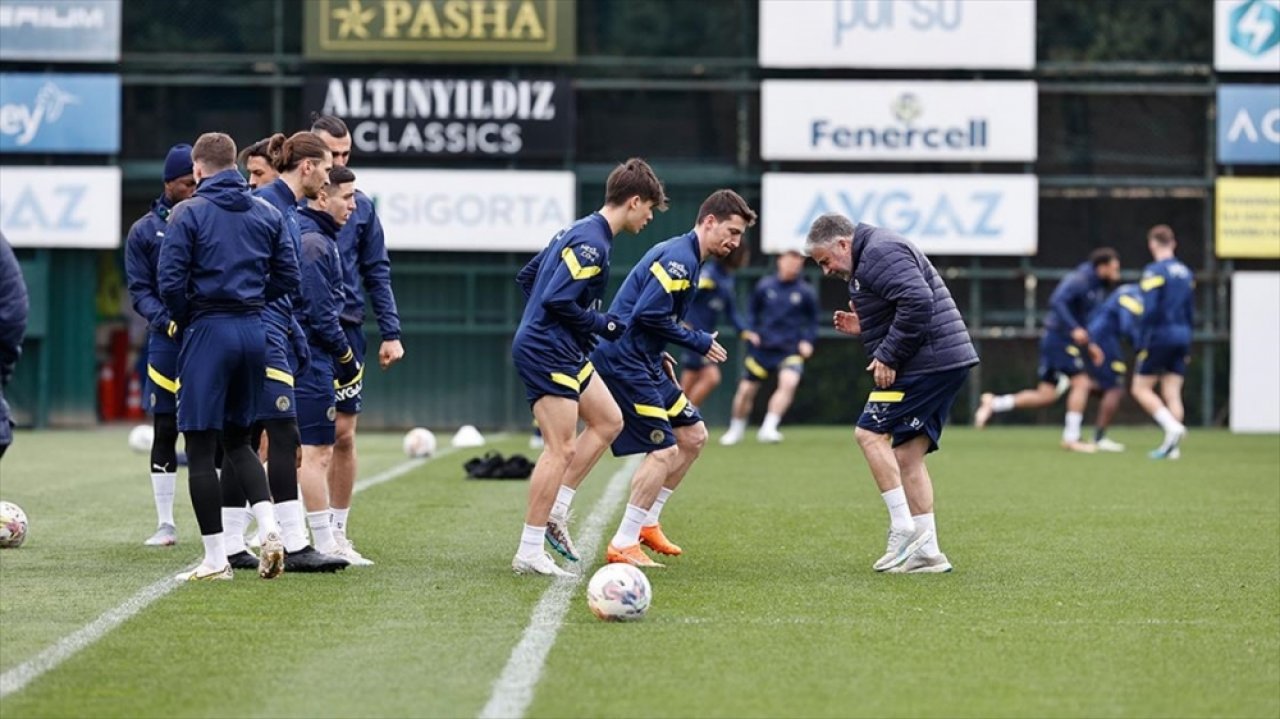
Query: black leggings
151 412 178 473
221 417 299 508
189 424 273 535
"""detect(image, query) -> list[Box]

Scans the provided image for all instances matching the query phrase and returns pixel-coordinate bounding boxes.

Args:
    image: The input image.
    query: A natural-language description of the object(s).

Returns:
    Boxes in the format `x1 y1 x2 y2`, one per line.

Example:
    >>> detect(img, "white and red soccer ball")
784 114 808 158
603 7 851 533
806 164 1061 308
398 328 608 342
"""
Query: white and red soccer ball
587 563 651 622
0 501 28 549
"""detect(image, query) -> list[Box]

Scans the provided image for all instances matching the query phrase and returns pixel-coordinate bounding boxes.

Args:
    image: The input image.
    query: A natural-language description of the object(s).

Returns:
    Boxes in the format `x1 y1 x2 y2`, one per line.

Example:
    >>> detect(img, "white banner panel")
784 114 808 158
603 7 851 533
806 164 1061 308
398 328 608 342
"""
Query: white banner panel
0 165 120 248
759 0 1035 69
761 173 1037 256
354 168 576 252
762 80 1037 162
1230 272 1280 432
1215 0 1280 72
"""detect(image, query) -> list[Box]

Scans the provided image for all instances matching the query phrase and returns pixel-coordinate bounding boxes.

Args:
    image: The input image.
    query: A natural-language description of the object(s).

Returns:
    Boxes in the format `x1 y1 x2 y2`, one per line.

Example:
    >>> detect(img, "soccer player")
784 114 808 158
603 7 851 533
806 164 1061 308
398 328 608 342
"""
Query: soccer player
311 115 404 563
0 232 27 463
973 248 1120 452
591 189 751 567
807 214 978 574
295 166 363 564
509 158 666 577
125 143 195 546
238 137 278 189
218 132 346 573
679 245 757 407
1131 225 1193 459
158 132 298 581
719 250 819 445
1085 283 1144 452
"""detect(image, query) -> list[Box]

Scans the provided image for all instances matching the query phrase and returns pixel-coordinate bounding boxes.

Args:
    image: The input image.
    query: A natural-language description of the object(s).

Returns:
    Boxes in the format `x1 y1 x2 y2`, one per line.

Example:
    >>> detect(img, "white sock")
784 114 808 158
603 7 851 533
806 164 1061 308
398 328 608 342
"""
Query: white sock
761 412 781 433
330 507 350 537
913 513 939 556
610 503 648 548
881 487 914 532
645 487 673 526
727 417 747 436
1153 407 1183 433
201 533 227 570
550 486 576 523
308 511 335 551
518 523 545 558
992 394 1016 412
276 500 308 552
151 472 176 527
222 506 249 555
1063 411 1083 443
250 501 281 542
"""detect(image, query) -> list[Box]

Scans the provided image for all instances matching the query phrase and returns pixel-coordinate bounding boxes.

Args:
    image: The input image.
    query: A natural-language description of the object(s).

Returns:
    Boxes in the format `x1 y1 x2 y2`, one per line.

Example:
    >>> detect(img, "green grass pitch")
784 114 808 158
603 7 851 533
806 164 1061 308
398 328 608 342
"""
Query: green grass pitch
0 426 1277 718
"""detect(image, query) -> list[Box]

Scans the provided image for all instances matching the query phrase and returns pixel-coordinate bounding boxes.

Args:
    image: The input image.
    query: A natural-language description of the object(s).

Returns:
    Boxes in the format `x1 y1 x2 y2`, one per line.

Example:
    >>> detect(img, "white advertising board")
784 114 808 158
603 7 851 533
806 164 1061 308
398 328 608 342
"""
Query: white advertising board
1215 0 1280 72
1230 272 1280 433
0 165 120 248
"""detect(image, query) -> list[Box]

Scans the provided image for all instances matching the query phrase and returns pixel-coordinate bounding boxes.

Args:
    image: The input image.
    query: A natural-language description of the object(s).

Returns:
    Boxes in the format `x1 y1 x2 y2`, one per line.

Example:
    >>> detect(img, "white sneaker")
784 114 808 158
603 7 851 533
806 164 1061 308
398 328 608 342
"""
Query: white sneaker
873 525 933 572
512 551 573 578
1168 447 1181 460
1095 437 1126 452
887 551 953 574
719 430 743 446
323 538 374 566
1149 425 1186 460
756 428 784 444
144 523 177 546
175 564 232 582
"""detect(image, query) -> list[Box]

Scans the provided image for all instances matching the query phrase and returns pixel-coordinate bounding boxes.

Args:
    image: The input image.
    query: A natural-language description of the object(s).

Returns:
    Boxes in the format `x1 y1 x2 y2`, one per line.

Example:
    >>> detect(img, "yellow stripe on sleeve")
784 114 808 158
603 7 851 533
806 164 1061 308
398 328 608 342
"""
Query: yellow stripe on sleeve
698 277 716 290
1140 275 1165 291
1111 361 1127 373
561 247 602 280
649 262 691 293
1118 295 1144 315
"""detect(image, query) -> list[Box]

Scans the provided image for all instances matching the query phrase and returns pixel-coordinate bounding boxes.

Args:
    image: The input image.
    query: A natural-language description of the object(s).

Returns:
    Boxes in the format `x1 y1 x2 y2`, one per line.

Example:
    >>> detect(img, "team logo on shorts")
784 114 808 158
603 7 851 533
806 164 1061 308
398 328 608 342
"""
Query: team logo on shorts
326 406 336 421
275 395 291 412
649 429 665 444
149 393 156 407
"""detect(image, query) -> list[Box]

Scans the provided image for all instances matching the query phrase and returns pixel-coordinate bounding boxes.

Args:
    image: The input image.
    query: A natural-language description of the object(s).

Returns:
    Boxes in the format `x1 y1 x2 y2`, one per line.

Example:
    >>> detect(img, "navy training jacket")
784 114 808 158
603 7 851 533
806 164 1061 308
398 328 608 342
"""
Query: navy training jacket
335 191 401 340
846 223 979 376
125 195 176 335
1044 261 1109 341
158 169 299 324
295 207 352 360
0 233 28 388
749 274 819 352
1138 257 1194 348
685 260 748 337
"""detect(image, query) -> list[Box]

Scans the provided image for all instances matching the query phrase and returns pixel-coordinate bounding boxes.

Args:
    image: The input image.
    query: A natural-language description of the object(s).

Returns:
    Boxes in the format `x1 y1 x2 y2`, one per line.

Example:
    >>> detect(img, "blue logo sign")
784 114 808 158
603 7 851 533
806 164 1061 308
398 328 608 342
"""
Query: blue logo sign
1218 85 1280 165
1229 0 1280 57
0 73 119 154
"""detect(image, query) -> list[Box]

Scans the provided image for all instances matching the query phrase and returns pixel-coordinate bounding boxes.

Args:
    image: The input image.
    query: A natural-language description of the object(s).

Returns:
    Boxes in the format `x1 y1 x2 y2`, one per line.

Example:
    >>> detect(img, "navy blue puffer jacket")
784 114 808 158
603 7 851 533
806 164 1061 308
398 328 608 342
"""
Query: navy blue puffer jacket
847 223 979 376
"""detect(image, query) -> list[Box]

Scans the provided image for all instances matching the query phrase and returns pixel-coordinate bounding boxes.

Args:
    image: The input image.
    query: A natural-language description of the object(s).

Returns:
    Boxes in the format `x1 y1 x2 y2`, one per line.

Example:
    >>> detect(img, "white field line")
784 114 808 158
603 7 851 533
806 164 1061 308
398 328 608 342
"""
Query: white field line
479 455 641 719
0 438 496 700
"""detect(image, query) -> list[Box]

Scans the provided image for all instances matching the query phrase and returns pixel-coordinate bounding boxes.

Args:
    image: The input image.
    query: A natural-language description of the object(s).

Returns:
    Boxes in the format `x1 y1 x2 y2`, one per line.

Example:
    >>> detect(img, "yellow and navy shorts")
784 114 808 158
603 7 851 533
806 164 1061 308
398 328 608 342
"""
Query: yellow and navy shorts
1089 341 1129 391
856 366 970 454
742 345 805 383
1037 333 1086 385
145 332 180 414
255 322 297 421
596 366 702 457
175 315 265 433
513 346 595 406
1136 343 1189 377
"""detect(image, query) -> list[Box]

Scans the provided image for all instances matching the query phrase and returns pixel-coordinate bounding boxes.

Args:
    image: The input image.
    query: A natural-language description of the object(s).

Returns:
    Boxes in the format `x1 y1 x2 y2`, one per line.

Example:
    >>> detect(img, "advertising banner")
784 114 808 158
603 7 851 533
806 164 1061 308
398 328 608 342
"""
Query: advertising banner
759 0 1035 69
304 0 575 63
762 80 1037 162
1215 0 1280 71
303 76 573 159
1230 272 1280 433
0 0 120 62
1218 85 1280 165
0 166 121 248
354 168 575 251
1216 176 1280 258
761 173 1038 256
0 73 120 154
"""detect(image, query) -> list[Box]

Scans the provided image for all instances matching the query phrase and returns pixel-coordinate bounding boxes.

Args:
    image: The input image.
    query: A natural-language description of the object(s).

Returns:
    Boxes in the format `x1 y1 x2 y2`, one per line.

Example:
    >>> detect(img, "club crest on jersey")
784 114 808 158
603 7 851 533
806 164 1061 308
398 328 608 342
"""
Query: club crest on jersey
276 395 291 412
665 261 688 279
577 244 600 264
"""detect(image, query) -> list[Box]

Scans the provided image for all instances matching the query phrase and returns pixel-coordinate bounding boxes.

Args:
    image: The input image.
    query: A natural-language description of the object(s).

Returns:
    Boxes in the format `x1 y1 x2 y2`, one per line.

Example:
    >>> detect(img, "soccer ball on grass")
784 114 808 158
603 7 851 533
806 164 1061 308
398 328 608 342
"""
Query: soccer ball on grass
128 424 154 453
586 563 651 622
402 427 437 458
0 501 29 548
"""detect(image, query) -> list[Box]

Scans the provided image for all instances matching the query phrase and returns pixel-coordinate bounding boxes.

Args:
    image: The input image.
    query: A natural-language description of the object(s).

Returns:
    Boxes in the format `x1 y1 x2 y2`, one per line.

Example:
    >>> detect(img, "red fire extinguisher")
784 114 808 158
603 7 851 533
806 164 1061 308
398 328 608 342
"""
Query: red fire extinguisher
98 363 120 421
125 370 144 420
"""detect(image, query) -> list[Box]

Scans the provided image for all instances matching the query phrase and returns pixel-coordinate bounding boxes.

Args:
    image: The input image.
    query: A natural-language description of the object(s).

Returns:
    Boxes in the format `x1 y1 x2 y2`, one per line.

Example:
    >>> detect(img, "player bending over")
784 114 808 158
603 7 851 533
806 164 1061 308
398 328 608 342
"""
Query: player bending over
808 214 978 574
1132 225 1193 459
679 245 756 407
509 158 666 577
1085 283 1144 451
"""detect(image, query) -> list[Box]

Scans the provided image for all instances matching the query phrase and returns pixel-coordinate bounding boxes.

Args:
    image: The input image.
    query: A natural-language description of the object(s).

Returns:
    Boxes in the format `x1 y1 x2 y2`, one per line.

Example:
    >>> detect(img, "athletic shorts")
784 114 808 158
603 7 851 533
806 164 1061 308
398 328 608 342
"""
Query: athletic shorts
1090 340 1128 391
255 322 297 421
1137 343 1189 376
145 331 180 414
679 351 708 372
296 347 336 446
856 366 970 454
176 314 265 432
1038 333 1085 385
596 366 702 457
335 323 366 415
742 345 805 383
512 345 595 406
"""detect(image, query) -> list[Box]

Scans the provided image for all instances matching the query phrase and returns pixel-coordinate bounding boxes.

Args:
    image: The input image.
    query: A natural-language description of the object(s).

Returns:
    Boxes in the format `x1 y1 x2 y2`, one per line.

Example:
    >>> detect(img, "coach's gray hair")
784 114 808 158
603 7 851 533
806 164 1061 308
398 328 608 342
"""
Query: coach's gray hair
805 213 855 252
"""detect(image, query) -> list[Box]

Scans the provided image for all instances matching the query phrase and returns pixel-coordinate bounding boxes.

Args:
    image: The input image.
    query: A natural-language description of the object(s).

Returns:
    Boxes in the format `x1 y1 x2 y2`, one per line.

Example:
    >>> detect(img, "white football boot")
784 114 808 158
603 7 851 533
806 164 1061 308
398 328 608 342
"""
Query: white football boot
887 550 953 574
512 552 573 578
1095 437 1126 452
873 525 933 572
144 523 177 546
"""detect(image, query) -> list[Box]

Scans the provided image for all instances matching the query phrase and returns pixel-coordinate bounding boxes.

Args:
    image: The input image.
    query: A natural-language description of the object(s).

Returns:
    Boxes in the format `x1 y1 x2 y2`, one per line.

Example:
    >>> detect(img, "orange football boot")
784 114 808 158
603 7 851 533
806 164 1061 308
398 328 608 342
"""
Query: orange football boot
639 523 683 556
606 542 664 568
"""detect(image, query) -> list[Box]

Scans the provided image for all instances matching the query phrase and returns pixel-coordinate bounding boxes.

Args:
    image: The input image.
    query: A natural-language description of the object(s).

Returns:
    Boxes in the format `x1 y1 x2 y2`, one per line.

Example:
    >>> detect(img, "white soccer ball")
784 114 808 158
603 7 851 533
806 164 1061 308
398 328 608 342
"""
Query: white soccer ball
586 563 652 622
403 427 437 458
0 501 29 549
127 424 154 453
